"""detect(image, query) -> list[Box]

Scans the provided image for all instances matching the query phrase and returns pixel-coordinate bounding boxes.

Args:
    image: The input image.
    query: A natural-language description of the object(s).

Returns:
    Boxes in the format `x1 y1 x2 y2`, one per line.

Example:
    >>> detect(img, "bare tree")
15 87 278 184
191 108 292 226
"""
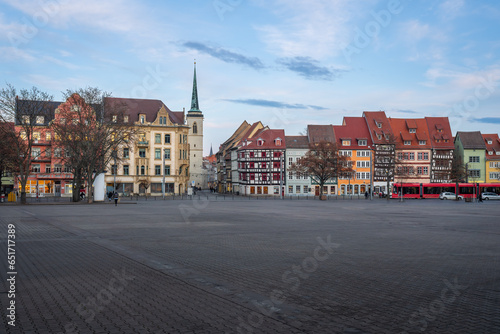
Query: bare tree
0 84 54 204
0 122 22 193
290 141 352 199
138 178 150 197
51 88 135 203
450 150 467 200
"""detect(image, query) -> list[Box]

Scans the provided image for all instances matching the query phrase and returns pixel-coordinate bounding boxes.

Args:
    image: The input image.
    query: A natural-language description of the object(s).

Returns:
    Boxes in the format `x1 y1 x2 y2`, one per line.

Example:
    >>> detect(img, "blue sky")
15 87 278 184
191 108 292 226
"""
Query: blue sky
1 0 500 155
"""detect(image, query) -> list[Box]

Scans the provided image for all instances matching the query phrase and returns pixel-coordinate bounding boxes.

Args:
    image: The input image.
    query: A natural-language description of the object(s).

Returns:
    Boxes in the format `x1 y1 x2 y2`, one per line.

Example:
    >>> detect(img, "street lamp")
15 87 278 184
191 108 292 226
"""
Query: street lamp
112 150 117 192
162 148 166 199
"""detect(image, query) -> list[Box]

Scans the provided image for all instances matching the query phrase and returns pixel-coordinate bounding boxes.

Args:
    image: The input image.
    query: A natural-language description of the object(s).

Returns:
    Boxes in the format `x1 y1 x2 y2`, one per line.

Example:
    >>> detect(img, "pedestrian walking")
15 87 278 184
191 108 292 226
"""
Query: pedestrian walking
365 191 368 199
114 192 119 206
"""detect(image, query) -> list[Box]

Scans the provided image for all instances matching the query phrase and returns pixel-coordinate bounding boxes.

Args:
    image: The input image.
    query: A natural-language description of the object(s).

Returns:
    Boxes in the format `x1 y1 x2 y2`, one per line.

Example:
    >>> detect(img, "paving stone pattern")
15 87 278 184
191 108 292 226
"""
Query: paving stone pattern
1 196 499 333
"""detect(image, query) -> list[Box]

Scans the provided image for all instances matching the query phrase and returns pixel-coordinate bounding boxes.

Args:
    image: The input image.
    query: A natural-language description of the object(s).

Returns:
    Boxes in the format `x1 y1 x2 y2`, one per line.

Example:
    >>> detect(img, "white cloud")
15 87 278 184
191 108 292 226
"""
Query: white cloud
0 46 36 62
2 0 144 32
439 0 465 20
254 0 358 59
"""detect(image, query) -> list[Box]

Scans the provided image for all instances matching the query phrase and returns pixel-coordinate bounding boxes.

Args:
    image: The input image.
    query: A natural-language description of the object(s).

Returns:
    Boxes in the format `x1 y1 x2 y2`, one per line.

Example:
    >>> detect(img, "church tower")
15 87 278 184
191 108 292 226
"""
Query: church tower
186 61 204 188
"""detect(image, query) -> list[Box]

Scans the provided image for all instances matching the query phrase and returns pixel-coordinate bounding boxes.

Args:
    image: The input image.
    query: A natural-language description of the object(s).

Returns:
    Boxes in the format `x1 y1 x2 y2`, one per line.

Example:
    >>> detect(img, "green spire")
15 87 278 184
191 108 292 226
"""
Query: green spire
189 61 200 112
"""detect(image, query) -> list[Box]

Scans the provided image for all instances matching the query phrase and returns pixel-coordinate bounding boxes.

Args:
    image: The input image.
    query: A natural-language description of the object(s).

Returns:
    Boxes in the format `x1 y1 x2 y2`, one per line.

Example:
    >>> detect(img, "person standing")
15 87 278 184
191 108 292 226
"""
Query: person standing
114 191 119 206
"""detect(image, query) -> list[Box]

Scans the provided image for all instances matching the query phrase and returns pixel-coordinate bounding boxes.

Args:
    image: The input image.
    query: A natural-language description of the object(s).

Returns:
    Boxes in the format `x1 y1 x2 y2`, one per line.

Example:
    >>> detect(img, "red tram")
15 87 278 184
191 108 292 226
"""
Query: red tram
391 183 500 199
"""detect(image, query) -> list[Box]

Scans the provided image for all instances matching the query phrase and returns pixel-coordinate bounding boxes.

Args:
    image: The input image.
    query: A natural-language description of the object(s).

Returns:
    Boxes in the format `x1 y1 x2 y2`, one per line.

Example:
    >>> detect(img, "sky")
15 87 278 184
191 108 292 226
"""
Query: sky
1 0 500 155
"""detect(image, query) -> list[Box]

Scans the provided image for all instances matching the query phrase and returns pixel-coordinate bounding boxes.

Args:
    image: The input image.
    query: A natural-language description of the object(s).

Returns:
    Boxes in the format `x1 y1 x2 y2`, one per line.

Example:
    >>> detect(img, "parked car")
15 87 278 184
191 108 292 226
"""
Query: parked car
481 192 500 200
439 192 463 200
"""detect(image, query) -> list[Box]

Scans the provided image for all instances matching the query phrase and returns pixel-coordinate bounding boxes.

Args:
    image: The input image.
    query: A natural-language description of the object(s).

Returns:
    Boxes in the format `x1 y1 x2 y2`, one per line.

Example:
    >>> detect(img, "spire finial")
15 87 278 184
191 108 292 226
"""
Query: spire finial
189 61 200 112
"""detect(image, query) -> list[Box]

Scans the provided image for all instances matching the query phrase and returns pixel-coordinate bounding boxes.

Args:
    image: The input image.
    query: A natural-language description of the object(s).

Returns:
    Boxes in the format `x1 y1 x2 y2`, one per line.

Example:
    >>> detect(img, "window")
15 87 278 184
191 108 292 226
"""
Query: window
358 139 367 146
424 153 429 160
22 115 30 124
377 122 382 128
250 173 255 181
423 167 428 175
296 186 301 193
141 166 145 175
262 162 267 169
257 139 263 146
139 149 146 158
289 173 293 180
403 153 409 160
183 135 187 144
404 140 411 145
45 165 51 173
54 148 61 157
409 153 415 160
123 165 129 175
418 152 423 160
33 132 41 140
409 128 416 133
155 165 161 175
468 169 480 178
249 162 255 169
140 116 145 124
54 164 62 173
262 173 267 181
164 134 170 144
250 152 254 158
304 185 308 193
46 133 51 141
60 118 66 125
342 139 351 146
64 166 71 173
155 149 161 159
164 149 170 159
164 165 170 176
123 148 129 159
490 172 500 180
155 134 161 143
419 140 426 145
45 148 51 157
417 167 423 175
159 117 163 125
124 115 129 123
193 122 197 134
32 148 41 159
273 161 281 169
111 165 117 175
112 115 117 123
32 164 40 173
261 151 266 158
288 185 293 193
273 152 282 158
340 150 352 157
35 116 44 124
275 138 282 146
469 156 480 163
289 157 293 165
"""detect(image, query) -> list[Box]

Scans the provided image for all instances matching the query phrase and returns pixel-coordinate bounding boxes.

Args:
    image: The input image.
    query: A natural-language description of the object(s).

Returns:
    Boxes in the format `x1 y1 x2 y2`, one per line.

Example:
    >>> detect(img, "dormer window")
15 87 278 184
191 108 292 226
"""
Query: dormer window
489 151 493 155
419 140 426 145
404 140 411 145
275 138 282 146
358 139 367 146
409 128 416 133
377 134 382 140
124 115 129 123
112 115 117 123
342 139 351 146
140 116 145 124
257 139 263 146
488 140 493 145
36 116 44 124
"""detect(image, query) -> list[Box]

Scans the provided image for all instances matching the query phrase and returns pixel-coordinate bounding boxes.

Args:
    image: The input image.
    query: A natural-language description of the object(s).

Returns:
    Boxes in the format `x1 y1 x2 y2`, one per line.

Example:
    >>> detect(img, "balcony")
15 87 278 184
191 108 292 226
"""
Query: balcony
137 140 149 147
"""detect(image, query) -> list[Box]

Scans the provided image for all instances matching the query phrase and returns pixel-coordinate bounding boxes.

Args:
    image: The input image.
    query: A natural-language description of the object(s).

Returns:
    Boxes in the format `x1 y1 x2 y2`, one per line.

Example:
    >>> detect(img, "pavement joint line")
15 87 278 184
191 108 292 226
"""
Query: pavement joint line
9 209 306 332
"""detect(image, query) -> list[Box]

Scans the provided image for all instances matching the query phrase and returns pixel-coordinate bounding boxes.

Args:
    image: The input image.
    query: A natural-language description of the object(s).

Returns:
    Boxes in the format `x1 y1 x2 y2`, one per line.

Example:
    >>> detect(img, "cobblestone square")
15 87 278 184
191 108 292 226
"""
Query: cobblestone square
1 196 499 333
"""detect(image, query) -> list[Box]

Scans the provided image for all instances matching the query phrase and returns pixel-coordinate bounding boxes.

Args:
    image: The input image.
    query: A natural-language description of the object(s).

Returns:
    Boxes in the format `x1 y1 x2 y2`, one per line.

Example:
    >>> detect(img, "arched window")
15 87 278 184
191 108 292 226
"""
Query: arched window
193 122 198 134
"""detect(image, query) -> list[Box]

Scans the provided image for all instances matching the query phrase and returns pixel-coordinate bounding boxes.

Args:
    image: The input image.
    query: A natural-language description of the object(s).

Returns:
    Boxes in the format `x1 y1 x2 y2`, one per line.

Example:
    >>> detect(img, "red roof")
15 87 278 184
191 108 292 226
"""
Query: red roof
425 117 454 149
334 117 373 149
363 111 394 144
389 118 432 148
240 128 286 150
483 133 500 160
